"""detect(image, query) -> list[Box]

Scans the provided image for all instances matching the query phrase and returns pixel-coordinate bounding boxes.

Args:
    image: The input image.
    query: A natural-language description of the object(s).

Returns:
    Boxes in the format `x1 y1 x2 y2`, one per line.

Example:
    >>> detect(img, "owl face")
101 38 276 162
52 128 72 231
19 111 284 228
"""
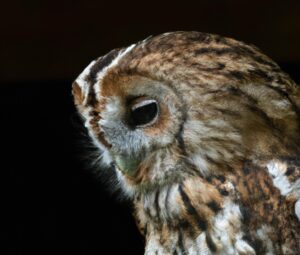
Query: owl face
72 31 300 195
74 69 187 193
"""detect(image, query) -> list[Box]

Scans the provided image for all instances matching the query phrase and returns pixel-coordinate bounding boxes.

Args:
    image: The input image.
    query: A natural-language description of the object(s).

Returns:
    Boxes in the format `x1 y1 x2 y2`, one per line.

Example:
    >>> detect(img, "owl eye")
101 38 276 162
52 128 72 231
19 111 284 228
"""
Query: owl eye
128 98 159 128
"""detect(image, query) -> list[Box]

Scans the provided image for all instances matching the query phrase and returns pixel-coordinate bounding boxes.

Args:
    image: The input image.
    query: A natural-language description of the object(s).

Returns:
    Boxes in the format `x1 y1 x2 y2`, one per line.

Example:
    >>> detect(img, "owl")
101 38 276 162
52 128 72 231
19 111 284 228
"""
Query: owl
72 31 300 254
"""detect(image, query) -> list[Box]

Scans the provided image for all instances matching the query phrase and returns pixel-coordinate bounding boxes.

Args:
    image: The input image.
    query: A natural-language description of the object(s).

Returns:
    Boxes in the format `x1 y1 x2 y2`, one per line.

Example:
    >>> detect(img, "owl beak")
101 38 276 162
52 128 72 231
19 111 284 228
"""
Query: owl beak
114 154 141 176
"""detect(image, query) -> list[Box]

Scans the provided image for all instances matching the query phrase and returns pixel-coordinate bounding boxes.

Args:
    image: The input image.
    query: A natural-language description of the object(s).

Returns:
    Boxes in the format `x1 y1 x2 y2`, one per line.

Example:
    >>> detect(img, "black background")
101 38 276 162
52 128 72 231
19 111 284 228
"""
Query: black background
1 1 300 254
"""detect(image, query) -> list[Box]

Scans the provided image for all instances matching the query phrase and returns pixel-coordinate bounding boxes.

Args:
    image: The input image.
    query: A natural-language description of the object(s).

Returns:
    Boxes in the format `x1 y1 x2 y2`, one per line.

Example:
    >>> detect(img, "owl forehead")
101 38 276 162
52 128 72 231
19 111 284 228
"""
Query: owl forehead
73 31 284 111
73 44 135 107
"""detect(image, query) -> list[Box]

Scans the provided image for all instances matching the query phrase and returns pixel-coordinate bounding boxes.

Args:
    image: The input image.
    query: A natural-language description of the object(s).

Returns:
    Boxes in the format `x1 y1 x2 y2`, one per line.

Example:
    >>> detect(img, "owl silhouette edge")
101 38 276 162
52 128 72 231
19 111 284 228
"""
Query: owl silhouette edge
72 31 300 254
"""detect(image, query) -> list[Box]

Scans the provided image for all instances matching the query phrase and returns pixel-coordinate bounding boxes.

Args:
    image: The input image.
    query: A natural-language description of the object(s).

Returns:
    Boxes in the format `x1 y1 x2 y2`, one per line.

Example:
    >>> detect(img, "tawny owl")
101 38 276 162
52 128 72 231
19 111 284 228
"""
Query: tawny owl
72 31 300 255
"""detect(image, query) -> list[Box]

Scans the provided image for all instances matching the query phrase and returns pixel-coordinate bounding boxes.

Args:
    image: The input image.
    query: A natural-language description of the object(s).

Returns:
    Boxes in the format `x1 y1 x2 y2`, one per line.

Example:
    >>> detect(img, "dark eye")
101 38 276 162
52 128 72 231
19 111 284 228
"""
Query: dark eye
128 98 159 128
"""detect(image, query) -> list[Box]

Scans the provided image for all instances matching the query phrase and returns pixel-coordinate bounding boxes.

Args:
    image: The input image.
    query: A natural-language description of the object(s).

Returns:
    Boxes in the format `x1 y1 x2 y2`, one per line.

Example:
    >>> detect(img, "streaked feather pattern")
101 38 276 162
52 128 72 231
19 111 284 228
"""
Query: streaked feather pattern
72 31 300 254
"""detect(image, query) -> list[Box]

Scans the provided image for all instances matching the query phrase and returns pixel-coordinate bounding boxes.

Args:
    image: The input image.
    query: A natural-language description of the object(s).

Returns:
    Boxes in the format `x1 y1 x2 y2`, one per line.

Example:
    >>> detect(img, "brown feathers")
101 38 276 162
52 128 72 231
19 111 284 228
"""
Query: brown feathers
73 31 300 254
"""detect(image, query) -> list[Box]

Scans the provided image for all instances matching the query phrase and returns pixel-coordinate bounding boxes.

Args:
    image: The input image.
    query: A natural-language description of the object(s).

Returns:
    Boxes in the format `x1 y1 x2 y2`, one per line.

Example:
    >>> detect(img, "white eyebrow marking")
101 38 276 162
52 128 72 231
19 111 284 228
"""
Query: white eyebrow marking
74 43 136 105
75 60 96 106
94 43 136 101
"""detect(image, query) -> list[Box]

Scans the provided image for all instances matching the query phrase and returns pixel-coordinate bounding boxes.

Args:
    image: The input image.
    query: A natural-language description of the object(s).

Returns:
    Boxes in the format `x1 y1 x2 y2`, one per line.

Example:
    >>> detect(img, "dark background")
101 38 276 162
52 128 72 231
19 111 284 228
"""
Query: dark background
1 1 299 254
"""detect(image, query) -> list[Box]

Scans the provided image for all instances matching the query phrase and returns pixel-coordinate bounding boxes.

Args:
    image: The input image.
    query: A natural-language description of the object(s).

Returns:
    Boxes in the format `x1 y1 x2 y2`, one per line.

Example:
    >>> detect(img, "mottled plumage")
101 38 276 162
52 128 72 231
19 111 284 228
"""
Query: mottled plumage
72 31 300 254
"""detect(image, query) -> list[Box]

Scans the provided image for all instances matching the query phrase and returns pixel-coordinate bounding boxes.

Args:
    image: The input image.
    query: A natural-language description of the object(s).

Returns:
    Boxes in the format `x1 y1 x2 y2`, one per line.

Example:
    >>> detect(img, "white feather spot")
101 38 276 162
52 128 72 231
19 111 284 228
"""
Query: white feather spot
191 154 209 175
256 226 275 254
266 160 292 196
195 233 211 255
211 200 255 255
235 237 256 254
295 200 300 221
75 60 96 105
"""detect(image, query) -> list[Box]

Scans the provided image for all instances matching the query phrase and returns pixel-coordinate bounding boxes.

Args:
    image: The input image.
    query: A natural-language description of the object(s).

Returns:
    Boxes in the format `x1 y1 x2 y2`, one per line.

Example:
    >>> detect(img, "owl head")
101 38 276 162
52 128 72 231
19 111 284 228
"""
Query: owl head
72 31 300 196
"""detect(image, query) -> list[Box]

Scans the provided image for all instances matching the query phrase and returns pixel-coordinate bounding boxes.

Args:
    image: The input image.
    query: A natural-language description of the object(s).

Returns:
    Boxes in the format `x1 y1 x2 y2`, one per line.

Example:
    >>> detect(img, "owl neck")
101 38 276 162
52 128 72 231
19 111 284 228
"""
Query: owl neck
132 174 257 254
132 157 300 255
